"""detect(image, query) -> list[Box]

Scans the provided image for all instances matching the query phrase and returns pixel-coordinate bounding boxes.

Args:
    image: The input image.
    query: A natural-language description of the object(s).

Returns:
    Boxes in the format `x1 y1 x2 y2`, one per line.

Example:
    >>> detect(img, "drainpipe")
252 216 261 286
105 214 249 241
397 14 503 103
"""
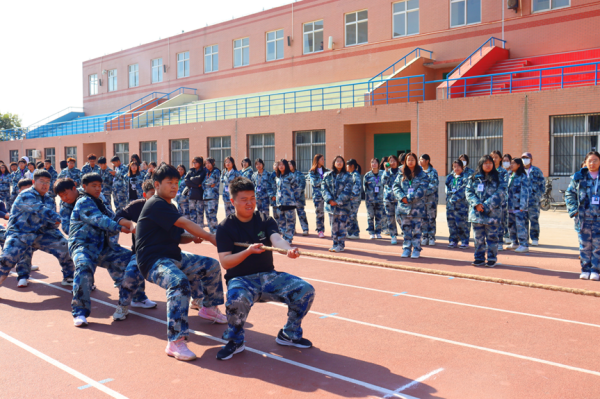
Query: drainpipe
416 101 420 155
502 0 505 41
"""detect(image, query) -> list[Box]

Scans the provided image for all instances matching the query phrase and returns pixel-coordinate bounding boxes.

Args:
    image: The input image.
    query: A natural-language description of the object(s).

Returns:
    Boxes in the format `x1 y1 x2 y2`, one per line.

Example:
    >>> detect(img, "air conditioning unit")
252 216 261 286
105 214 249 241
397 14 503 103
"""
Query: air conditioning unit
31 150 42 159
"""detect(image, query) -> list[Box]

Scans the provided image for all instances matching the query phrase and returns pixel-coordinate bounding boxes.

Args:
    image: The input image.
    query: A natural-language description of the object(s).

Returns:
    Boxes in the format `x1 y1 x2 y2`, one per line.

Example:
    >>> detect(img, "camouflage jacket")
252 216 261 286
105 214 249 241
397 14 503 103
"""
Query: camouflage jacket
445 173 469 210
58 167 82 187
60 190 111 236
11 168 28 193
98 167 114 196
525 165 545 203
507 172 531 212
350 171 362 202
221 169 241 202
112 164 129 194
293 171 307 207
6 187 60 241
126 174 144 199
308 169 327 201
566 168 600 220
322 171 353 215
252 171 273 200
465 173 507 225
0 173 11 193
81 163 101 176
422 166 439 203
393 169 430 217
381 168 401 203
269 172 278 205
363 170 383 203
463 166 475 178
240 167 254 180
202 168 221 200
275 173 299 207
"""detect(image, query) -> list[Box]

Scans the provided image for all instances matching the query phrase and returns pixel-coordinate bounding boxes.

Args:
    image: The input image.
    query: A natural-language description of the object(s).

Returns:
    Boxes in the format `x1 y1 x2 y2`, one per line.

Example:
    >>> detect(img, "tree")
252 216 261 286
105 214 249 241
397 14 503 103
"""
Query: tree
0 112 24 141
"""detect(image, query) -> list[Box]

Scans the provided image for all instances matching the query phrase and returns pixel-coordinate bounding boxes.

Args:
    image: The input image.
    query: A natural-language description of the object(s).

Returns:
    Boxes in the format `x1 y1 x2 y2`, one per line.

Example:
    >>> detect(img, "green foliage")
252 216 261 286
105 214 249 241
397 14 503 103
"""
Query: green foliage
0 112 24 140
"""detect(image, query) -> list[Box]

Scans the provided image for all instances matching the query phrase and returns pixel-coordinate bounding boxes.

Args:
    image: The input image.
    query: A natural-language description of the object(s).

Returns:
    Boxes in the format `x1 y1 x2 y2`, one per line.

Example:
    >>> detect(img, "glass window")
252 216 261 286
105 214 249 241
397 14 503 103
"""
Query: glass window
345 10 368 47
114 143 129 164
551 113 600 175
171 139 189 167
393 0 419 37
26 149 38 164
234 38 250 68
65 146 77 165
447 120 503 172
204 45 219 73
129 64 139 88
152 58 163 83
303 20 324 54
209 136 231 168
533 0 569 12
248 133 275 171
108 69 117 92
140 141 157 163
9 150 18 163
295 130 326 173
45 148 55 169
177 52 190 78
266 29 284 61
450 0 481 27
89 74 98 96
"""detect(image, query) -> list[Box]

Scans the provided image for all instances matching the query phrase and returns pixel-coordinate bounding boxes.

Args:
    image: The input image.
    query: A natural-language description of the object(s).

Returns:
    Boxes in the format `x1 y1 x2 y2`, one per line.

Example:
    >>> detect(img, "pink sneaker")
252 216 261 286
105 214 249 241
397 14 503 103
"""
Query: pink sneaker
198 306 227 324
318 231 325 238
165 338 197 361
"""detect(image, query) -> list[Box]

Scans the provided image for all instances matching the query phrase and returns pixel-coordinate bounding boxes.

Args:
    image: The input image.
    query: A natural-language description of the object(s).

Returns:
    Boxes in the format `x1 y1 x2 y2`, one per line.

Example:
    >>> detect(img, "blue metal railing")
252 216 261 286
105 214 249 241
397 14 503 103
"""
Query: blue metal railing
0 128 26 141
447 37 507 78
369 48 433 82
106 92 169 117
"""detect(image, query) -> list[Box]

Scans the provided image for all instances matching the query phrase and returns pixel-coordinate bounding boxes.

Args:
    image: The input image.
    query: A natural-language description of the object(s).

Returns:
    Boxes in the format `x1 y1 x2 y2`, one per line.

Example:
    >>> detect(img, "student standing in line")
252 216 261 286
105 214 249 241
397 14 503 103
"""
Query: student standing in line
322 156 353 252
0 164 11 205
379 157 391 235
465 155 506 267
521 152 545 246
110 156 129 214
363 158 384 239
419 154 439 246
445 160 470 248
97 157 114 210
175 164 190 217
203 158 221 234
382 155 401 245
81 154 100 175
130 154 145 179
505 158 531 253
491 151 508 252
8 159 27 211
221 156 240 218
58 157 82 187
270 161 280 223
459 154 475 177
240 158 254 179
289 160 309 236
185 157 206 226
43 159 58 205
126 162 143 203
252 159 272 218
24 162 36 179
275 159 299 243
308 154 327 238
345 159 362 240
501 154 513 245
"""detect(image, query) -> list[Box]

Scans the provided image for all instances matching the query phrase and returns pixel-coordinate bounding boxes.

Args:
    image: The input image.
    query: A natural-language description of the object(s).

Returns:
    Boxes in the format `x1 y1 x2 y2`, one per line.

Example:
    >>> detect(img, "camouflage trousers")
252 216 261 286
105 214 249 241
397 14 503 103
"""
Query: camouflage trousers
7 192 18 212
400 215 423 251
146 252 224 341
574 214 582 245
579 217 600 273
347 199 361 237
189 199 205 226
256 197 270 218
223 271 315 345
102 192 113 211
0 190 10 207
526 202 541 241
0 230 73 280
71 245 133 318
473 223 500 262
278 209 296 243
113 192 128 214
176 195 190 217
446 206 469 244
366 201 384 235
384 201 399 236
330 213 348 249
224 199 235 218
108 254 150 307
501 204 509 238
508 211 529 247
313 199 325 233
205 199 219 233
422 195 438 240
0 229 34 280
295 206 309 233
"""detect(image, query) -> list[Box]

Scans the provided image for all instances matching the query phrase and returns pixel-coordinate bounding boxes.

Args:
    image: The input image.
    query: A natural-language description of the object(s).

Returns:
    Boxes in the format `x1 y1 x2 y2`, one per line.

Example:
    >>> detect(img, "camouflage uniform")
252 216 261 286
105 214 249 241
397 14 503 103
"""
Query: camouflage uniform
0 225 34 282
347 170 362 237
507 172 531 247
112 164 129 214
240 167 254 180
382 168 401 237
175 177 190 217
497 167 510 240
309 169 326 233
566 167 600 273
322 171 353 249
363 170 384 235
44 166 59 203
98 167 114 210
203 168 221 233
276 173 299 243
393 169 430 251
421 167 439 241
0 187 74 281
223 271 315 345
0 173 11 205
466 173 507 262
463 166 475 178
269 171 281 222
8 168 27 211
126 174 144 203
293 171 309 233
445 173 470 244
525 165 545 241
221 169 241 217
58 167 82 187
81 163 101 176
252 170 272 218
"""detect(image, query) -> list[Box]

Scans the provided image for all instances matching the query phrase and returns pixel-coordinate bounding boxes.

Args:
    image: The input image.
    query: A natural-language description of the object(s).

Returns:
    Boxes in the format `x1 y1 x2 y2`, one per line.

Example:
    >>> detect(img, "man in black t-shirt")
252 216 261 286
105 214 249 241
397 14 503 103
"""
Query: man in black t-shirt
135 164 226 362
216 177 315 361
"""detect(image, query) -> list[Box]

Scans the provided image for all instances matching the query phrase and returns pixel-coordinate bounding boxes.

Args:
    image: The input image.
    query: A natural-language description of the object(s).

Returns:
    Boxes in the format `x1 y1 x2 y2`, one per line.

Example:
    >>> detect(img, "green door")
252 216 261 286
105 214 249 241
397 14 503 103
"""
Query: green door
374 133 411 161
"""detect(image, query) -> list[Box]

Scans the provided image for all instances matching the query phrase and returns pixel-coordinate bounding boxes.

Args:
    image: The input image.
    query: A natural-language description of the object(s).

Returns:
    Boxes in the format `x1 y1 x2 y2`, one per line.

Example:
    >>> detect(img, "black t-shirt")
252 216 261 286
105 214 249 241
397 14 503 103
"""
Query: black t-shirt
216 211 279 283
115 199 146 252
135 195 184 278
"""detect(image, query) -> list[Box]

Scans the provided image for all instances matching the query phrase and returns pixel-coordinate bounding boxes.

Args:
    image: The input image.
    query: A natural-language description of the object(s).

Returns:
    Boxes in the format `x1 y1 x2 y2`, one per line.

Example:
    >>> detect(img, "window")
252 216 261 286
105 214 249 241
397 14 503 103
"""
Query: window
345 10 368 47
209 136 231 168
129 64 139 88
205 45 219 73
234 38 250 68
9 150 18 163
45 148 55 169
177 52 190 78
248 133 275 171
89 74 98 96
152 58 163 83
171 139 189 167
108 69 117 92
114 143 129 164
65 146 77 165
450 0 481 27
533 0 569 12
140 141 158 163
303 20 324 54
266 29 284 61
393 0 419 37
26 149 37 164
551 113 600 175
447 120 502 172
295 130 326 173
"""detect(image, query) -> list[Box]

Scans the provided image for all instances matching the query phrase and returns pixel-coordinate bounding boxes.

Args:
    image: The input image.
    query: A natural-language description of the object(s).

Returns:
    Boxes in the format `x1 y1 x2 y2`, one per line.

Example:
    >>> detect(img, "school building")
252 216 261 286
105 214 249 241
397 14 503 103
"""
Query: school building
2 0 600 190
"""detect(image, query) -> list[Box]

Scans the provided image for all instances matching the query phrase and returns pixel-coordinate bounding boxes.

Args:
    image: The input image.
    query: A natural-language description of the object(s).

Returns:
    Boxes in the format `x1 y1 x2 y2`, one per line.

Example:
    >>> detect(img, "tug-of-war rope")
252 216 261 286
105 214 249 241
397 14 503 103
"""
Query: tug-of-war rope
234 243 600 298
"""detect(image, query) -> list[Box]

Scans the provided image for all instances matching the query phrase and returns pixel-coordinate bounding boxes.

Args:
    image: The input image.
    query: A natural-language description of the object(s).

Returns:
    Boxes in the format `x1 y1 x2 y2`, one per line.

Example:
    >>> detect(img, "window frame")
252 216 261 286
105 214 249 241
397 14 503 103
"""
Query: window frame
151 58 163 84
208 136 232 169
140 141 158 164
266 29 285 62
9 150 19 163
447 120 503 172
393 0 420 38
108 69 118 92
294 130 326 173
89 74 98 96
65 146 77 166
248 133 276 171
550 113 600 176
204 44 219 73
303 20 324 55
170 139 190 168
177 51 190 79
128 64 139 88
114 143 129 164
450 0 482 28
233 37 250 68
44 148 55 169
345 9 369 47
532 0 570 13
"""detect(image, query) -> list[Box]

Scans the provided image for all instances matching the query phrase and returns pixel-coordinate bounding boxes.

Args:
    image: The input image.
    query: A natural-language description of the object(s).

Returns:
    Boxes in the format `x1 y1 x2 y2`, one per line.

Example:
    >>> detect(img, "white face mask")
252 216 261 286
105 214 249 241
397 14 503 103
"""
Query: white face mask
522 158 531 166
502 161 511 169
462 160 467 167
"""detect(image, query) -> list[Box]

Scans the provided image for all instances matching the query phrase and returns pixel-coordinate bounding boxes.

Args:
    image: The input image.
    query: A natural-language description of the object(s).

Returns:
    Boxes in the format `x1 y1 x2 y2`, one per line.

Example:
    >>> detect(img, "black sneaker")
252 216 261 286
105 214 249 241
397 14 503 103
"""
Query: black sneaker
216 341 245 360
472 260 486 266
486 261 496 268
275 329 312 348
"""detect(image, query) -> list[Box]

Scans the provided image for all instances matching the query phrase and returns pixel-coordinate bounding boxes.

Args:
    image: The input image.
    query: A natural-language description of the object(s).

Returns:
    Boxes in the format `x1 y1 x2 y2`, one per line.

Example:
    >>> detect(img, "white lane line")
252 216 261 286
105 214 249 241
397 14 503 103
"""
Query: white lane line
17 277 420 399
0 330 128 399
300 277 600 328
384 368 444 398
265 302 600 378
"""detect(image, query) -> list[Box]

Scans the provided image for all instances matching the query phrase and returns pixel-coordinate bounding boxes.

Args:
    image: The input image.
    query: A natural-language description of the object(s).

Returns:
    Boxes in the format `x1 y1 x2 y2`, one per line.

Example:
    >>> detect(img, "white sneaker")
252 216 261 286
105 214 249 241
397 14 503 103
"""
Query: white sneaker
347 234 359 240
390 236 398 245
369 234 375 240
332 246 345 253
131 299 157 309
165 338 197 361
421 238 428 246
591 272 600 281
428 238 435 246
580 272 591 280
531 240 539 246
17 278 28 288
302 230 309 236
497 244 504 251
61 278 74 286
503 237 512 244
515 245 529 253
506 243 518 250
376 234 382 239
112 305 129 321
73 316 88 327
328 246 337 252
31 265 39 271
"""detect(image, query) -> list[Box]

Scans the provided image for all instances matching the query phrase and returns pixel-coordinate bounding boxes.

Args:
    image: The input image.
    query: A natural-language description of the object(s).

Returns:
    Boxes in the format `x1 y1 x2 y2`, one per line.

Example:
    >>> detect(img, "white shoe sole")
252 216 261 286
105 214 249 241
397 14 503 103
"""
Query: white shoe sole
166 351 197 361
131 301 157 309
17 280 28 288
61 280 74 286
112 313 128 321
74 320 88 328
217 344 245 360
198 313 227 324
275 337 312 348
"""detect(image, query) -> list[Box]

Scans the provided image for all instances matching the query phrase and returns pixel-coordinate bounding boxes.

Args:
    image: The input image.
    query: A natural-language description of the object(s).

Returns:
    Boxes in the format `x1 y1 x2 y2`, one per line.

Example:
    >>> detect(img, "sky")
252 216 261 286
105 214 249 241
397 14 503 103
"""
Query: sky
0 0 295 127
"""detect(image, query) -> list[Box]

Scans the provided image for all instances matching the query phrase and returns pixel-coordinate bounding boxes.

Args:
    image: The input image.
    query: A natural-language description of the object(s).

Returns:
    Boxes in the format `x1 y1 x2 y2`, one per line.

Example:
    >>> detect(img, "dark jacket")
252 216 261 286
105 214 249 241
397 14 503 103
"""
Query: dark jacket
184 167 206 201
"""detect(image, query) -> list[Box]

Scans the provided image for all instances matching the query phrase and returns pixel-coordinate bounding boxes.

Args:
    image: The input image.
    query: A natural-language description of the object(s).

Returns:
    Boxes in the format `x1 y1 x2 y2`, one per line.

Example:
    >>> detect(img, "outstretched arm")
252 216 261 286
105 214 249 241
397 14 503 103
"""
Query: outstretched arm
174 217 216 246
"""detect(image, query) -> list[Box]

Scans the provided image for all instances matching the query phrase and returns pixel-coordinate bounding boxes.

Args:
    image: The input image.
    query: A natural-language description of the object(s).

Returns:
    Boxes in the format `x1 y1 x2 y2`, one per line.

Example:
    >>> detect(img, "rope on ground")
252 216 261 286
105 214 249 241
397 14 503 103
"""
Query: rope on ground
234 243 600 298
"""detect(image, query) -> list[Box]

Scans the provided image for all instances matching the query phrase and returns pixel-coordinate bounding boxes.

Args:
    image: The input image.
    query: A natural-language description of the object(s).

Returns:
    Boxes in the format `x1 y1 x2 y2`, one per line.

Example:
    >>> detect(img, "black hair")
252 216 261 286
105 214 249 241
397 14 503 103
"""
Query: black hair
98 156 107 164
420 154 433 168
459 154 470 166
36 162 44 169
289 160 297 170
142 180 155 193
18 178 32 189
254 158 265 168
128 162 140 177
176 164 187 176
82 173 102 185
346 159 359 173
9 162 17 167
18 159 26 164
379 156 388 171
131 154 141 164
54 178 76 194
153 163 180 183
452 159 464 171
491 150 502 159
276 159 292 177
110 156 120 163
229 176 255 198
401 153 423 182
0 164 9 176
241 157 251 168
44 159 52 164
502 153 512 163
87 153 97 160
331 155 346 174
192 156 204 165
370 158 380 169
60 160 68 169
27 162 35 168
474 155 499 182
205 157 216 169
33 169 52 181
388 155 400 168
149 161 157 168
224 156 238 171
584 151 600 164
399 153 407 166
511 158 526 176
